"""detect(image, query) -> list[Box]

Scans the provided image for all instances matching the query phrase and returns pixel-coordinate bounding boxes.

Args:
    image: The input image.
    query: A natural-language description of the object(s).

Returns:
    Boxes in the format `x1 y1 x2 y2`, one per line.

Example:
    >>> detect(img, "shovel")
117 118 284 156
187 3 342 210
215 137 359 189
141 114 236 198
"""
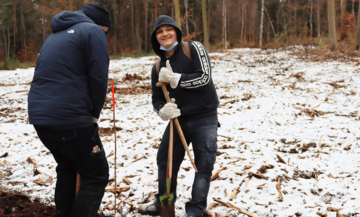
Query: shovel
156 82 198 173
157 82 197 217
76 173 80 196
159 119 175 217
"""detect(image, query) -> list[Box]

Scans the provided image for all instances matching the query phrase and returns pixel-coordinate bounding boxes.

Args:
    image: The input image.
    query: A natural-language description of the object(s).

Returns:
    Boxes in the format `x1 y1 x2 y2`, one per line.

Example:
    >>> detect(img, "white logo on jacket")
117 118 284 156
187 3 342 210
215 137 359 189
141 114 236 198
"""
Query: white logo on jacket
180 41 211 89
67 30 75 33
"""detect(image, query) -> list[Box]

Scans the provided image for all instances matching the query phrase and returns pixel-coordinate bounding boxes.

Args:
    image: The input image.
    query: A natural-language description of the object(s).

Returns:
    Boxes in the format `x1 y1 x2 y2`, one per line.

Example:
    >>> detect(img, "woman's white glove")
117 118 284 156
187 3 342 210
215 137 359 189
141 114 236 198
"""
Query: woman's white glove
159 60 182 89
159 98 181 121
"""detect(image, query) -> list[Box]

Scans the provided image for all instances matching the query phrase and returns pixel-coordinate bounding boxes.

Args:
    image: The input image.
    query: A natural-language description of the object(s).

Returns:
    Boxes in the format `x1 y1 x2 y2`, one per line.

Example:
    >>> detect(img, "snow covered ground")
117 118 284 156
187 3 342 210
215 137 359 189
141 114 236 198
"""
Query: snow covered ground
0 46 360 217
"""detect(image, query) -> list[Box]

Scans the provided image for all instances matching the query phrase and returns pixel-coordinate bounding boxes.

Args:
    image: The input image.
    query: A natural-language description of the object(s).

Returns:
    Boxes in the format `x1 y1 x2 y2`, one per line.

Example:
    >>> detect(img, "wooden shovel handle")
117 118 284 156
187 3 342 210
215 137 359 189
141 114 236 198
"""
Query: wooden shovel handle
156 82 198 173
165 119 174 197
76 173 80 196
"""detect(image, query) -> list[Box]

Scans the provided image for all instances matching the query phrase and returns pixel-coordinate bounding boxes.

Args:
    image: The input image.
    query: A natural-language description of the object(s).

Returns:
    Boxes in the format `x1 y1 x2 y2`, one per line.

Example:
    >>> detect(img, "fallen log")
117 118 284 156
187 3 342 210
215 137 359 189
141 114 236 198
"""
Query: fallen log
249 172 268 180
327 207 343 211
211 167 227 181
207 202 218 210
105 187 130 193
123 177 132 185
212 198 257 216
257 164 274 173
125 155 147 168
0 89 29 96
227 202 257 217
229 187 240 201
257 183 266 189
324 82 347 89
277 177 283 202
276 155 286 164
205 210 215 217
316 211 326 217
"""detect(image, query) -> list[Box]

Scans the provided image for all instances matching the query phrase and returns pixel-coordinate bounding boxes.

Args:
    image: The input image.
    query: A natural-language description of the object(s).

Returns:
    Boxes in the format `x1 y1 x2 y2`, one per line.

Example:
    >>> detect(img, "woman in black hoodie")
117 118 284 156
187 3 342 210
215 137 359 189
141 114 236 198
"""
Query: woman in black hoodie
138 15 219 217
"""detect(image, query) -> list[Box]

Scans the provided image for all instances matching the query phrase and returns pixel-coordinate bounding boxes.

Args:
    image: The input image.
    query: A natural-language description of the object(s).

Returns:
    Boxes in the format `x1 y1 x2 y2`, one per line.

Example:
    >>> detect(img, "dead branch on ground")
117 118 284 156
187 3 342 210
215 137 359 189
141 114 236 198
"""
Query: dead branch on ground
277 177 283 202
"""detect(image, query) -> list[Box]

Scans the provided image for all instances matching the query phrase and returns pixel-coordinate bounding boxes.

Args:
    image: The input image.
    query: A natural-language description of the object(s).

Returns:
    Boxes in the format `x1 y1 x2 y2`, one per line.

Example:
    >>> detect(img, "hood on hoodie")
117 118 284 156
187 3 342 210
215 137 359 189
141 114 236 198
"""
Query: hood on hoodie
151 15 182 58
51 10 95 33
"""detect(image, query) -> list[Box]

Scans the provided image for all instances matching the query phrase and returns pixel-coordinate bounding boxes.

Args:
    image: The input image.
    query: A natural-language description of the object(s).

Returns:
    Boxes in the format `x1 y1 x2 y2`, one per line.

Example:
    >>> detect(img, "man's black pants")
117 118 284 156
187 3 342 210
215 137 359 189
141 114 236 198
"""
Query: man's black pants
154 114 218 217
34 124 109 217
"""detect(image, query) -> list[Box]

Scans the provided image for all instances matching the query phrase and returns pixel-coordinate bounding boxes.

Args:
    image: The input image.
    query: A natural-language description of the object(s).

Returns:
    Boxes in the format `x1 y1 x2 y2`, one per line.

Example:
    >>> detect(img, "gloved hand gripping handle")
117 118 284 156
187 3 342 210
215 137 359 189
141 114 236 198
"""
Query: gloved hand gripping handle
156 82 198 173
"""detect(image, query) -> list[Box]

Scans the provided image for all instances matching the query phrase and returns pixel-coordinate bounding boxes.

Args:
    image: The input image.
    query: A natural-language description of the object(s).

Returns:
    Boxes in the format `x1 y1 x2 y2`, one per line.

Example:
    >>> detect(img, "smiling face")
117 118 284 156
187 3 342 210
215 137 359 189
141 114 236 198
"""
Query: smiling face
155 25 177 49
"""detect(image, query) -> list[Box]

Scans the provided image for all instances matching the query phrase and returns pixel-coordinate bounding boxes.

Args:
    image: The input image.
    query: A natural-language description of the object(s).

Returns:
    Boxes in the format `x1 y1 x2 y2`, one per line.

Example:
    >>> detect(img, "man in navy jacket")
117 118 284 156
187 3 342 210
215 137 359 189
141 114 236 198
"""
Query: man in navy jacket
28 3 111 217
139 15 219 217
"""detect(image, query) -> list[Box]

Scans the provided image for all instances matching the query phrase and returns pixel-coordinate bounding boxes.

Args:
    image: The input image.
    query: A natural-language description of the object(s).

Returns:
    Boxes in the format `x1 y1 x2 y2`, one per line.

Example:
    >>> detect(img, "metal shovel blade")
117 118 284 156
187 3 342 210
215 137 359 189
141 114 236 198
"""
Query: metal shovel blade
160 119 175 217
159 191 175 217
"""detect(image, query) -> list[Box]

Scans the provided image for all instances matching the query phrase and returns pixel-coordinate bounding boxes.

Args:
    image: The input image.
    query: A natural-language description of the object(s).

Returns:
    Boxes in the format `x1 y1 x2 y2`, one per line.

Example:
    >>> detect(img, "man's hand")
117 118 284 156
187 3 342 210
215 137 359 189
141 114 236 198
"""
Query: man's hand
159 98 181 121
159 60 181 89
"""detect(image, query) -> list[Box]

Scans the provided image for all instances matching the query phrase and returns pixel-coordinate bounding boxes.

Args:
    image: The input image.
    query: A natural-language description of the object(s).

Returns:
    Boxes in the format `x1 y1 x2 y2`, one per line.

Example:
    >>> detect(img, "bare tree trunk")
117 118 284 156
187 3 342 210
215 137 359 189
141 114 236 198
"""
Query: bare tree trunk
2 27 9 60
14 2 17 56
259 0 264 46
155 0 158 21
69 0 73 10
7 28 10 59
202 0 209 50
145 0 148 52
113 0 117 54
225 2 227 49
131 0 135 50
222 0 227 49
174 0 181 30
251 1 257 43
241 3 244 42
340 0 347 40
151 4 154 31
184 0 189 36
317 0 321 37
19 0 26 49
356 0 360 49
163 0 167 15
309 0 313 36
294 0 297 36
264 6 276 37
207 0 210 35
42 1 46 42
328 0 337 50
136 0 141 50
118 0 123 53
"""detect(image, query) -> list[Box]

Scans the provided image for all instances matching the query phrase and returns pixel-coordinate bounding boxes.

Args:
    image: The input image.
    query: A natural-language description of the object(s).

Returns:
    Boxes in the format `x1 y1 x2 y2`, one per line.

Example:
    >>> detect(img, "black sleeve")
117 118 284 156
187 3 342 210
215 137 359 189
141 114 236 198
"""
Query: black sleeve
151 64 166 115
178 41 212 90
85 27 109 119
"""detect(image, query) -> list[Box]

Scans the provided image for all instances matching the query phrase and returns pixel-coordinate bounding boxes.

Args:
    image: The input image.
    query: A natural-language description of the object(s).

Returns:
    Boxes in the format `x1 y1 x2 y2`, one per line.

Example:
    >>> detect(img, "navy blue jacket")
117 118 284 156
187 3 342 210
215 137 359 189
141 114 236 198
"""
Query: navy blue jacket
28 11 109 129
151 15 219 118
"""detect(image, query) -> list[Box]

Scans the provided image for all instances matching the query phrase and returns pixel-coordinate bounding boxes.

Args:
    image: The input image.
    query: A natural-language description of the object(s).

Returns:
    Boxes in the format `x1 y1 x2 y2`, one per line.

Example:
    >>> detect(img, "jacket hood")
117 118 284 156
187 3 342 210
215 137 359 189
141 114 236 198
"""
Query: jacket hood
51 11 95 33
151 15 182 58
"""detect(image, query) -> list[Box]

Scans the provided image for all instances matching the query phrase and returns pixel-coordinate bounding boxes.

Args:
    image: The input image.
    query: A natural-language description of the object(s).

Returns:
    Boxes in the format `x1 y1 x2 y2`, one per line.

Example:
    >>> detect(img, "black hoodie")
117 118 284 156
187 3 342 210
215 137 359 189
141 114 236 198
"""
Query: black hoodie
28 11 109 128
151 15 219 118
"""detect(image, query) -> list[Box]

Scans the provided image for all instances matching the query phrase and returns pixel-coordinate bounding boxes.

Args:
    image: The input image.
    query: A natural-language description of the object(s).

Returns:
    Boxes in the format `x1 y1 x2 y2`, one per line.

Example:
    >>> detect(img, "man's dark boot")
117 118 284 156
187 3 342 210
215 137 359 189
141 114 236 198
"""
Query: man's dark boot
138 203 160 216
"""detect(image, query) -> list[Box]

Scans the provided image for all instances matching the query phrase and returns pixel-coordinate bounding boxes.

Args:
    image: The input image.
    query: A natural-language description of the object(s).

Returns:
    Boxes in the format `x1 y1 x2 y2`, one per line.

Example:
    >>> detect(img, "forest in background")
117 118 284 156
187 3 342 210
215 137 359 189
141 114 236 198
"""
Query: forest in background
1 0 360 69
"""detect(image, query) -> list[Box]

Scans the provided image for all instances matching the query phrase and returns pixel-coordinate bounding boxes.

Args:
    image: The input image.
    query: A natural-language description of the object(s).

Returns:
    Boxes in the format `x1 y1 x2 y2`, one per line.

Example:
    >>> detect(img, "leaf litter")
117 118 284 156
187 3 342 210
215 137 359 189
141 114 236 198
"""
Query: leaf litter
0 47 360 216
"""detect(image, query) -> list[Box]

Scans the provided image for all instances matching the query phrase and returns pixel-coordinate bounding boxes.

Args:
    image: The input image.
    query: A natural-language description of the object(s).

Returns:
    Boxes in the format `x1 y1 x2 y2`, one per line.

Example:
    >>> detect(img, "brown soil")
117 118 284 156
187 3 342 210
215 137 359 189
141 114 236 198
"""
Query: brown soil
0 187 110 217
99 127 122 137
106 85 151 95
